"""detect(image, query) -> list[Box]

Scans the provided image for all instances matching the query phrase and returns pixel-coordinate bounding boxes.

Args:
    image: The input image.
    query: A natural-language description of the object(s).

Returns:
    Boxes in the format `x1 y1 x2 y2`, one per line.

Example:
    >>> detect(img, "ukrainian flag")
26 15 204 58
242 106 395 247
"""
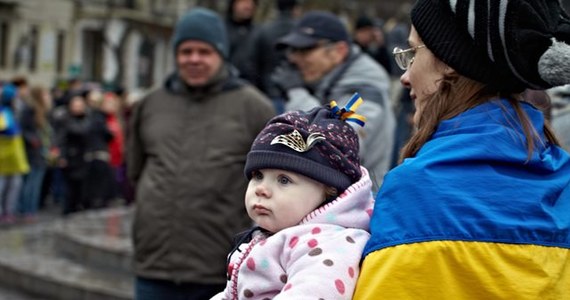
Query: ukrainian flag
354 100 570 299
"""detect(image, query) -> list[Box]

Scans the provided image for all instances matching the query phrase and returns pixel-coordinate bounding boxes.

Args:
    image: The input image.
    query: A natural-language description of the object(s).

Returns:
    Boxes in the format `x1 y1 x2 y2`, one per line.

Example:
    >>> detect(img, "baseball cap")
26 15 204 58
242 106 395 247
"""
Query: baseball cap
276 11 350 50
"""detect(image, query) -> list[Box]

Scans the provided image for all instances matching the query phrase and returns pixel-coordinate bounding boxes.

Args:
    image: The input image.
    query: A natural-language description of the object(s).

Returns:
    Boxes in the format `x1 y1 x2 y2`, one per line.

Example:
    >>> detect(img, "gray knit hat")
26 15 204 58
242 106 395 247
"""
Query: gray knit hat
411 0 570 92
172 8 229 58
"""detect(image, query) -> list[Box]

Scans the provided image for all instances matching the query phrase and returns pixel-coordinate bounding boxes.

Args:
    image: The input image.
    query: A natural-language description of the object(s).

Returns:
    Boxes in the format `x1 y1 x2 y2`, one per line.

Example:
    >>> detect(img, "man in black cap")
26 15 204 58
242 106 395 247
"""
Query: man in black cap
247 0 303 113
353 15 392 75
225 0 258 81
271 10 396 187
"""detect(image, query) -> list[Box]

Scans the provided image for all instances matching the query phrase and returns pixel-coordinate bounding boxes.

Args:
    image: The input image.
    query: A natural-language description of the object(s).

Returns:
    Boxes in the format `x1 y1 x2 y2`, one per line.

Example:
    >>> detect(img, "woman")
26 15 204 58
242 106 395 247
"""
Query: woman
100 92 124 202
354 0 570 299
0 84 29 224
59 95 112 214
19 85 53 221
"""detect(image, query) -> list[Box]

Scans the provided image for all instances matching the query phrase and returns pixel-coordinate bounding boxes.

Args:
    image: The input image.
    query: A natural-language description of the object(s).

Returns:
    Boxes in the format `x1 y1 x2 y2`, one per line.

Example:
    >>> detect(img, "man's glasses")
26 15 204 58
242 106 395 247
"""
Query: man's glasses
393 45 426 70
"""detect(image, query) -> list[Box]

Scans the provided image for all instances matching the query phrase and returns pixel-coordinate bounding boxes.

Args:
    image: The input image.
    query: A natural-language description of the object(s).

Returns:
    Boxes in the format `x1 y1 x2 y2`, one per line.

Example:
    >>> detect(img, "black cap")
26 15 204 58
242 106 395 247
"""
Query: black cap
277 0 299 12
355 15 374 30
276 11 349 49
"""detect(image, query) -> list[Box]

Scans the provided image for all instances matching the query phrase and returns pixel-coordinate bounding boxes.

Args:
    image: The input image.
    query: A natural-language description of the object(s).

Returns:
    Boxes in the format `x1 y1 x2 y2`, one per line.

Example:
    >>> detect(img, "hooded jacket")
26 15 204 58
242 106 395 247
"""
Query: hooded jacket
213 167 374 300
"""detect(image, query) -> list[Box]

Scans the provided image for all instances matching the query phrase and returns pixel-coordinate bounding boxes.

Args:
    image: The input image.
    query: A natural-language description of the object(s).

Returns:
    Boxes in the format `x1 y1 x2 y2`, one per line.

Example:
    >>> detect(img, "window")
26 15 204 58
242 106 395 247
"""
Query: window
29 25 38 71
0 22 8 68
138 38 155 88
125 0 136 9
56 30 65 73
82 29 104 81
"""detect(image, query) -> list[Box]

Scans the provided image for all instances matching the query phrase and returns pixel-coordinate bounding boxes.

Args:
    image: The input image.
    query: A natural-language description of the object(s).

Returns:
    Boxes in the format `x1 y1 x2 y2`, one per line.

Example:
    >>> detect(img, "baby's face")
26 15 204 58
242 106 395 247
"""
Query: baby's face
245 169 326 233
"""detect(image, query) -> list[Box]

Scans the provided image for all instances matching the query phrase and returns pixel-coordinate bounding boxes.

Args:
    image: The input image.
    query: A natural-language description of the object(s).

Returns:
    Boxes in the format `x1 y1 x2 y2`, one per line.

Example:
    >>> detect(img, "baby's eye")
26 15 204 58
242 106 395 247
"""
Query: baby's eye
252 170 263 181
277 175 291 185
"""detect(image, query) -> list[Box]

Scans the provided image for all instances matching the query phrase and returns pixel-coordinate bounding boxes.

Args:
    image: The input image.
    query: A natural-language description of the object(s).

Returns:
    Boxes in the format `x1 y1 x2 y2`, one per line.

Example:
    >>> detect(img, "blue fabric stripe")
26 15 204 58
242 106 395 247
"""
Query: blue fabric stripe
0 107 20 136
364 100 570 256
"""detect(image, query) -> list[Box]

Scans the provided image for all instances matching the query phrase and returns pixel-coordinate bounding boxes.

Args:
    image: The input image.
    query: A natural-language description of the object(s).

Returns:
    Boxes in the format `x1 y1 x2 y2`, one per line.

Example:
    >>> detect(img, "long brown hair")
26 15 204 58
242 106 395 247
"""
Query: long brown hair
399 74 560 163
29 86 51 129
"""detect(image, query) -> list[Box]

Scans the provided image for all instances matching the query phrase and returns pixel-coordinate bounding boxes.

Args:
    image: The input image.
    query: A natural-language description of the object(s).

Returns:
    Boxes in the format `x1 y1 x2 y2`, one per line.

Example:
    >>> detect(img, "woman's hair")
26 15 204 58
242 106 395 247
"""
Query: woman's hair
29 85 50 129
400 73 560 163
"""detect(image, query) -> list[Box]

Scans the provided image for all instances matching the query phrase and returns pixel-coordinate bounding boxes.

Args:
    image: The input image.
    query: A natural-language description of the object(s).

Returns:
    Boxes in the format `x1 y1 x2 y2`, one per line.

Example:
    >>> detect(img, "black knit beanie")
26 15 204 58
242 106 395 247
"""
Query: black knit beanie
355 15 374 30
172 8 229 59
411 0 570 92
244 103 363 193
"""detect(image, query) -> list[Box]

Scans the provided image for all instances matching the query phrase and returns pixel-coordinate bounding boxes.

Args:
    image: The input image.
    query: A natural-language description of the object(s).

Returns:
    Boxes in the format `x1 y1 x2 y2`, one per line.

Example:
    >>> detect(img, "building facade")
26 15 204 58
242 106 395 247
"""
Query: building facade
0 0 213 91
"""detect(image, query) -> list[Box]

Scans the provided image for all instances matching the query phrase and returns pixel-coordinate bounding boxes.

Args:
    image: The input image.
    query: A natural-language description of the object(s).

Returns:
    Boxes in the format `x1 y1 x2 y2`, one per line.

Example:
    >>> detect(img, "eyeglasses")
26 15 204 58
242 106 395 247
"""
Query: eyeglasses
286 41 336 56
393 45 426 70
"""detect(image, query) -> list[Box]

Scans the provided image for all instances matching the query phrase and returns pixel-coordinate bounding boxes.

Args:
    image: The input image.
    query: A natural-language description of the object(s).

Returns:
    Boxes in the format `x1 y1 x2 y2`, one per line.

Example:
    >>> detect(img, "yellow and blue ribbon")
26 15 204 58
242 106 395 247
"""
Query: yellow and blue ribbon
329 92 367 127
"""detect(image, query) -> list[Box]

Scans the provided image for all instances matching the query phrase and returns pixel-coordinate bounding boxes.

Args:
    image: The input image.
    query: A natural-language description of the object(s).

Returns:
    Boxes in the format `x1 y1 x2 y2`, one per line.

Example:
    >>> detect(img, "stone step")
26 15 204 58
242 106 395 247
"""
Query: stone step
53 208 133 274
0 207 134 300
0 250 133 300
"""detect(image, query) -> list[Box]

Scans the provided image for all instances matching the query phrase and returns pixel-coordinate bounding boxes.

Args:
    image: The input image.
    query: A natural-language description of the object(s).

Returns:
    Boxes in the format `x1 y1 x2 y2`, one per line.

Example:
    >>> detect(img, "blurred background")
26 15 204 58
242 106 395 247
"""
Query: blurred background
1 1 570 299
2 0 570 93
0 0 424 93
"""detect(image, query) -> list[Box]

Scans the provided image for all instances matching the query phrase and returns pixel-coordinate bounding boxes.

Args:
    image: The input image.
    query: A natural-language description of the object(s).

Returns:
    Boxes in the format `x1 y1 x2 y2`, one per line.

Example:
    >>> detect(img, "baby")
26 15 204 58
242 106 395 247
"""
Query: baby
213 94 375 299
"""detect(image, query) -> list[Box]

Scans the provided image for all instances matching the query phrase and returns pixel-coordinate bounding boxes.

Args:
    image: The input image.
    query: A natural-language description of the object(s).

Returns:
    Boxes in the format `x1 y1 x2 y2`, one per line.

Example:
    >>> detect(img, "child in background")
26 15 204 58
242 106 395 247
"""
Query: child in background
212 94 375 300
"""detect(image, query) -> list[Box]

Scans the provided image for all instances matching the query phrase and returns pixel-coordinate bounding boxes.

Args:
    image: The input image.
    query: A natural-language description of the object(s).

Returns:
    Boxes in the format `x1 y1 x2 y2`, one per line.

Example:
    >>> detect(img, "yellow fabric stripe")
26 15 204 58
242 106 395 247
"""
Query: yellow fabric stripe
348 96 363 111
346 114 367 123
354 241 570 299
0 135 30 175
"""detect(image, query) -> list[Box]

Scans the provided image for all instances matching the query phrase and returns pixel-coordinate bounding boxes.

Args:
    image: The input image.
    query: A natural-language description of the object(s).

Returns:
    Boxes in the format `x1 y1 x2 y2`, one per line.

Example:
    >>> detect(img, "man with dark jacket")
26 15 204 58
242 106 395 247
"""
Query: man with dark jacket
247 0 302 108
128 8 274 300
353 15 392 75
225 0 258 82
272 11 396 188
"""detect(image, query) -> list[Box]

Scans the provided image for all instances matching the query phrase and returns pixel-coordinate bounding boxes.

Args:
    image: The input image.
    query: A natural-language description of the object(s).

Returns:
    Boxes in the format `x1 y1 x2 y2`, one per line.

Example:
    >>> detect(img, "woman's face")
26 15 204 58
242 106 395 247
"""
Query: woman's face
400 26 451 126
101 96 118 114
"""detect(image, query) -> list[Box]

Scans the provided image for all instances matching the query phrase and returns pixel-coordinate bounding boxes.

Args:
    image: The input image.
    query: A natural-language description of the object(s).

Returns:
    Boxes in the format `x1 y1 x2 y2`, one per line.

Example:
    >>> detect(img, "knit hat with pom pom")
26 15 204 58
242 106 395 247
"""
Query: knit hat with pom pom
411 0 570 92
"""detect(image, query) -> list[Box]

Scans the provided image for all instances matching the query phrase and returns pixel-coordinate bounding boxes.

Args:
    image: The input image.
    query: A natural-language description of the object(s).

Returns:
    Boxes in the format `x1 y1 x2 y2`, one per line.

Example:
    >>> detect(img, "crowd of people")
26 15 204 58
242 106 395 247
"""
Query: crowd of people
0 0 409 225
0 76 136 224
2 0 570 299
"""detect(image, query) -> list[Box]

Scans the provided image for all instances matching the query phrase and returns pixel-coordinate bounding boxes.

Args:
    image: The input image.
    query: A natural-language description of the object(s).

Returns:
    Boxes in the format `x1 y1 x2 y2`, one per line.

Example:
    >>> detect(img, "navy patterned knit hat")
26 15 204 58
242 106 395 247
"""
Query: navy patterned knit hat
245 93 366 193
411 0 570 92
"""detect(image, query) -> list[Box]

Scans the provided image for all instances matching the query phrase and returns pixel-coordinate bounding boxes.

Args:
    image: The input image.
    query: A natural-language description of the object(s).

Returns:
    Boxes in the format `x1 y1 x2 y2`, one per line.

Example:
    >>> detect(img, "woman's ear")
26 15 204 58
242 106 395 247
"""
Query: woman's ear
443 64 457 76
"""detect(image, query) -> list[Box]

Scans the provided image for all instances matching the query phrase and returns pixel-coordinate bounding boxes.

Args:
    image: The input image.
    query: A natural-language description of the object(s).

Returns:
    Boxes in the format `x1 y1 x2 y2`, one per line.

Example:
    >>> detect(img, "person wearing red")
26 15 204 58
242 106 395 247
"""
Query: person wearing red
101 92 124 200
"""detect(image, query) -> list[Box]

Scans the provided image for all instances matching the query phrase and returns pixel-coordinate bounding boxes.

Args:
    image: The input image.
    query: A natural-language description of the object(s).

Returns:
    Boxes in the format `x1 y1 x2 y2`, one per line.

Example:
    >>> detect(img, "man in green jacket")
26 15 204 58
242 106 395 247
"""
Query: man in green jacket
127 7 274 300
